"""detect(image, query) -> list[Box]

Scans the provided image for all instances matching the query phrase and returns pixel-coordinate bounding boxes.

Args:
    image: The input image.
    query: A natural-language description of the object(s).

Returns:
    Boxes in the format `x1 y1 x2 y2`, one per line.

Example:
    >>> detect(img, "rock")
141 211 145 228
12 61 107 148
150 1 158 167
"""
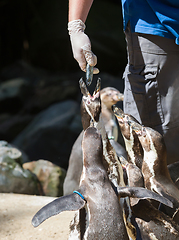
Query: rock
12 100 82 169
0 140 23 165
24 72 79 112
0 114 34 142
0 61 81 141
0 61 80 114
0 78 31 101
0 78 32 114
0 142 42 195
23 160 66 197
0 140 29 163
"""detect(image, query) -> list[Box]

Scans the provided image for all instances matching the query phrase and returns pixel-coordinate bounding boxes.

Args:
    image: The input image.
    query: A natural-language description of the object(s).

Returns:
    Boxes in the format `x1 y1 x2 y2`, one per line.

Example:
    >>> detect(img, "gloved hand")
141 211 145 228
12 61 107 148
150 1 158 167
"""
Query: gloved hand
68 19 99 74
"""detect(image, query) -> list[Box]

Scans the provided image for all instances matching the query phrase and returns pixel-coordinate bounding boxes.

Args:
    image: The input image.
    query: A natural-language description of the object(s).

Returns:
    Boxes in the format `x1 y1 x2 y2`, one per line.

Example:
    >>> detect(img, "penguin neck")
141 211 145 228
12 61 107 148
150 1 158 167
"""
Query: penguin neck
123 127 143 169
81 155 107 187
83 153 104 168
101 103 113 123
142 132 168 178
123 125 135 163
81 98 101 130
101 103 118 141
81 101 91 130
142 133 160 177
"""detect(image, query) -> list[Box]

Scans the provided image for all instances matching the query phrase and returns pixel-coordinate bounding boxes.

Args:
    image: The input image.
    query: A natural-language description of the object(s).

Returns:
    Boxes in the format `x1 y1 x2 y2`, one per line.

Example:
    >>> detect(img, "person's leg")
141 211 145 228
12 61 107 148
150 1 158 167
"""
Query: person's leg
123 24 179 164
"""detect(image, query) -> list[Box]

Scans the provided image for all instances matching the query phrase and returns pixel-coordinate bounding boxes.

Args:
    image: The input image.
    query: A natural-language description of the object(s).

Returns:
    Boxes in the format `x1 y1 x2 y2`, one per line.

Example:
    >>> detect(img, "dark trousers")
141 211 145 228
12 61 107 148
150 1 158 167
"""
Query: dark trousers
123 25 179 165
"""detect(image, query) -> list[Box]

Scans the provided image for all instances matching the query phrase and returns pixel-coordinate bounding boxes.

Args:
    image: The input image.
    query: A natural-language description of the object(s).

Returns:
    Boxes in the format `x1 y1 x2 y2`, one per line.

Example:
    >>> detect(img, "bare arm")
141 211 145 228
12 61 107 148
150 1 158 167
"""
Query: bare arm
69 0 94 22
68 0 99 73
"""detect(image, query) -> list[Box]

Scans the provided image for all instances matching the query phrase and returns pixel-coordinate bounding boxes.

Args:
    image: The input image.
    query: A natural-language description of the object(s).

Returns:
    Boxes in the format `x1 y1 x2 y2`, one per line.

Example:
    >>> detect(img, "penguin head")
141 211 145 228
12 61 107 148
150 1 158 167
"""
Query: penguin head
80 78 101 128
129 121 166 155
120 155 144 188
113 106 139 141
113 106 130 138
100 87 124 109
128 120 150 149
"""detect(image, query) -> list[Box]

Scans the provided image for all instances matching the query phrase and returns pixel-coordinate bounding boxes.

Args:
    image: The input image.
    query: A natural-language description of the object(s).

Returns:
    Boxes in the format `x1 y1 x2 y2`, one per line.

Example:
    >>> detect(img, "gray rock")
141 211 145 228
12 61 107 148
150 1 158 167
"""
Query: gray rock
0 114 33 142
23 159 66 197
12 100 82 169
0 140 23 165
0 61 80 114
0 142 42 195
0 78 31 102
0 61 80 141
0 78 33 117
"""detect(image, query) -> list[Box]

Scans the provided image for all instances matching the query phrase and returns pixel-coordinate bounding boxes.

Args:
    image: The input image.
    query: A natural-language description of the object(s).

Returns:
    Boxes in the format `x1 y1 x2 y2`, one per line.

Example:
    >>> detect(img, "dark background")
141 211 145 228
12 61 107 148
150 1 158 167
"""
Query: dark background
0 0 127 169
0 0 126 74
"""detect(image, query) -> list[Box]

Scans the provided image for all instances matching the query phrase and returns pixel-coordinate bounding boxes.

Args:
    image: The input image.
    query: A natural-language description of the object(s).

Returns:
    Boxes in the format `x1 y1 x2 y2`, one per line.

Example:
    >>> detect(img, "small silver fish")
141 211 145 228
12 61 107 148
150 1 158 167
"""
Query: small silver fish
86 64 94 86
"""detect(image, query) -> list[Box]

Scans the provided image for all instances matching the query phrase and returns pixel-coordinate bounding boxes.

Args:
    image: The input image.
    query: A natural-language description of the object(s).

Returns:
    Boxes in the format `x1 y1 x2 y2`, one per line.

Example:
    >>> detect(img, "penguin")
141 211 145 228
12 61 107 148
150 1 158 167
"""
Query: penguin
120 155 179 240
63 83 127 196
128 120 179 222
100 87 127 159
63 131 83 194
113 106 179 223
78 78 173 239
32 127 129 240
79 78 137 239
113 106 179 203
113 106 143 169
133 200 179 240
168 161 179 190
79 78 125 188
32 127 173 240
100 87 123 142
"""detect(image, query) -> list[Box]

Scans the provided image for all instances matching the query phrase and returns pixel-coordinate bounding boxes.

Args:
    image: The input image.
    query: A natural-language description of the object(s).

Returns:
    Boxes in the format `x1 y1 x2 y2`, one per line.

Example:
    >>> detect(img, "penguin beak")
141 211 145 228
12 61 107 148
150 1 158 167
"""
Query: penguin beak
128 120 143 135
113 93 124 102
117 93 124 101
93 78 101 96
79 77 91 97
112 106 125 120
119 155 128 167
90 119 94 127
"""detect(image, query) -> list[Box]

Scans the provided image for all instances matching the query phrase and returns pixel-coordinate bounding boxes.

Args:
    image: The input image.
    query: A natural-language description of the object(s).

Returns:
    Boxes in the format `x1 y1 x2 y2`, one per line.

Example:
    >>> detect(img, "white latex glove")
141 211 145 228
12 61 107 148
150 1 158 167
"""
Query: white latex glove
68 19 99 74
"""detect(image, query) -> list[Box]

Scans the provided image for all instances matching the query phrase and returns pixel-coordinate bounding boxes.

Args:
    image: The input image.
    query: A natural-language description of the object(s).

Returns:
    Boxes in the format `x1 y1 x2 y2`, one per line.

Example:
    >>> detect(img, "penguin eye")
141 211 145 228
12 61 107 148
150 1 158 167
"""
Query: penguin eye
141 128 147 137
117 118 124 124
107 91 112 96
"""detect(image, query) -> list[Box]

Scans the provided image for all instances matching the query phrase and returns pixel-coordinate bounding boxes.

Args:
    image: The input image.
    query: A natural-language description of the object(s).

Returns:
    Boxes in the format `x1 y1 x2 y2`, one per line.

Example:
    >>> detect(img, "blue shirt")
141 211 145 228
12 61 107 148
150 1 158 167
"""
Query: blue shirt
121 0 179 45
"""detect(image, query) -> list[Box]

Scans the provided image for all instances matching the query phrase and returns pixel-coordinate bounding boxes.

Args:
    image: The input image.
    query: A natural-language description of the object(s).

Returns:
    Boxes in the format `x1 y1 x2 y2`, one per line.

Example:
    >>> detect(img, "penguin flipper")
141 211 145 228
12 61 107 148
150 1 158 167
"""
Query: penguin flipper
117 187 173 208
32 193 86 227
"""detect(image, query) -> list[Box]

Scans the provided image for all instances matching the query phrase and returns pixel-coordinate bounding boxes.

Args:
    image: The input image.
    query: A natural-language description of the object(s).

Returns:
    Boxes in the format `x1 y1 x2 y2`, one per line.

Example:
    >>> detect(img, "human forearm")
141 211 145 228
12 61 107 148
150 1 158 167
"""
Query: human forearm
68 0 98 73
68 0 94 22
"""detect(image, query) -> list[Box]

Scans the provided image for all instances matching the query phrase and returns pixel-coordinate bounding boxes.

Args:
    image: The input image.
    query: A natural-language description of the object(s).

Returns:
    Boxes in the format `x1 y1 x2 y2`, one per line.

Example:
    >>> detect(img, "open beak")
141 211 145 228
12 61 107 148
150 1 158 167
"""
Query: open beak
93 78 101 97
79 78 91 97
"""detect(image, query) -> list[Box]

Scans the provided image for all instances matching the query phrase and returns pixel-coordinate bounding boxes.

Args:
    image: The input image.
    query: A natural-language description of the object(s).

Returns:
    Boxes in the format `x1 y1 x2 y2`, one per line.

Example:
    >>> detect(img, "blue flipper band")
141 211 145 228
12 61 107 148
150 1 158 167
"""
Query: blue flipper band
108 136 115 140
73 191 85 200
